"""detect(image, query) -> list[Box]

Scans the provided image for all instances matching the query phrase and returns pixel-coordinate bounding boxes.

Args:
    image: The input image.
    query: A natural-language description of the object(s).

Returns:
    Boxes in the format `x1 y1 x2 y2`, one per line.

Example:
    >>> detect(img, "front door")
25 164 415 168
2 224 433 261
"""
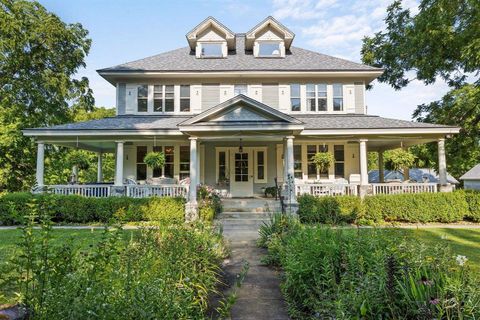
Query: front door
230 149 253 197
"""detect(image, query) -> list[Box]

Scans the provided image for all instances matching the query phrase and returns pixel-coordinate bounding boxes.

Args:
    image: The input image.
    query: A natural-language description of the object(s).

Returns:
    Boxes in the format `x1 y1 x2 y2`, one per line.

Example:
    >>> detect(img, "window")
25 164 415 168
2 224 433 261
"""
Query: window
153 85 175 113
334 145 345 178
201 43 223 57
180 85 190 112
165 85 174 112
255 149 267 183
258 42 281 57
290 84 301 111
179 146 190 180
234 84 247 96
307 84 327 112
218 151 228 183
234 152 249 182
153 85 163 112
152 146 174 178
136 146 147 180
137 85 148 112
293 145 302 179
307 144 329 180
333 84 343 111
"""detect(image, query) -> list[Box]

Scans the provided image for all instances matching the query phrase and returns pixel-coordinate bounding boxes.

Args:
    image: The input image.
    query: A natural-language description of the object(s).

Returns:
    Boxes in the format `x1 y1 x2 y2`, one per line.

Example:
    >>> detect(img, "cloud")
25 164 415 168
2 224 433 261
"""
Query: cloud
272 0 338 20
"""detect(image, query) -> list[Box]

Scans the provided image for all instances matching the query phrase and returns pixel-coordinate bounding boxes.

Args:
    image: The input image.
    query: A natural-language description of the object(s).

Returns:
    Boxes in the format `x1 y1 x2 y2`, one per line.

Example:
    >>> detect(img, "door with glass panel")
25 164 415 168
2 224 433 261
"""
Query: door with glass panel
230 149 253 197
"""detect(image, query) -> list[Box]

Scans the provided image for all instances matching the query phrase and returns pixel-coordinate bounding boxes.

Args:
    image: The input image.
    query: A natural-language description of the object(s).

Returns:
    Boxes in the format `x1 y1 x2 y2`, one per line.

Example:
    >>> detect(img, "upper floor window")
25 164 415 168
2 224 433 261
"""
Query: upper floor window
153 85 174 112
180 85 190 112
201 43 223 57
137 85 148 112
258 42 281 57
333 84 343 111
290 84 301 111
307 84 327 112
234 84 247 96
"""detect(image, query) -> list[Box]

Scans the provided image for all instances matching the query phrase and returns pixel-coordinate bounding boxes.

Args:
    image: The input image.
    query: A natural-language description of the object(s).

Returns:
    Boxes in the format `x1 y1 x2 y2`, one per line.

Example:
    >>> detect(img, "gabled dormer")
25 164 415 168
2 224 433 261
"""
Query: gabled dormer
186 16 235 58
245 16 295 58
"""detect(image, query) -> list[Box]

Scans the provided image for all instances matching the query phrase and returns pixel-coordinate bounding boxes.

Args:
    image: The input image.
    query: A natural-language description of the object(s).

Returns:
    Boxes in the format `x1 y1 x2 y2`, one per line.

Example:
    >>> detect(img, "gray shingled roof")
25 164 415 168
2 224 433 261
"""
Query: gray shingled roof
460 164 480 180
98 35 380 73
27 114 453 131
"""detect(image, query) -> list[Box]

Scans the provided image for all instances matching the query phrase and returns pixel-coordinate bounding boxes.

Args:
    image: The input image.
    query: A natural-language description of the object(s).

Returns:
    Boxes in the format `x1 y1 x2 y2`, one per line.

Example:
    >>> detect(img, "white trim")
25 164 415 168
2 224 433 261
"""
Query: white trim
301 128 461 135
253 147 268 183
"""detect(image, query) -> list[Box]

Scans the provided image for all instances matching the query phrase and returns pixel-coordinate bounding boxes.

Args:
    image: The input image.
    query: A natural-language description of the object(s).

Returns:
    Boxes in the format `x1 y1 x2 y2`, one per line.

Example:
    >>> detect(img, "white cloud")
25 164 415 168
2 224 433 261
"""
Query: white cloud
272 0 337 20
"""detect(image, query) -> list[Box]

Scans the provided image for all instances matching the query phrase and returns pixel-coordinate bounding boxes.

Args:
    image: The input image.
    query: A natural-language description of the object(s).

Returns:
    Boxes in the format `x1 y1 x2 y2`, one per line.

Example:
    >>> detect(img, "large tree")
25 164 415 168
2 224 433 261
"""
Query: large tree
0 0 94 191
361 0 480 178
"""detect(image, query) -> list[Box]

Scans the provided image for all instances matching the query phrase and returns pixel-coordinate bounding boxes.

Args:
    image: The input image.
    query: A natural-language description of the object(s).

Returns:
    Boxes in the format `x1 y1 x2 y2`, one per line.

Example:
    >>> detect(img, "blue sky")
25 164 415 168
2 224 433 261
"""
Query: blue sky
40 0 449 120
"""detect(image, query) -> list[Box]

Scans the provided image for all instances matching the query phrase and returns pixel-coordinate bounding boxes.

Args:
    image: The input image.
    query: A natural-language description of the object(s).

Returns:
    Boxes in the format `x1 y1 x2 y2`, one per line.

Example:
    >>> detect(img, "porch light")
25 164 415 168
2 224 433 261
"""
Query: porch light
239 139 243 153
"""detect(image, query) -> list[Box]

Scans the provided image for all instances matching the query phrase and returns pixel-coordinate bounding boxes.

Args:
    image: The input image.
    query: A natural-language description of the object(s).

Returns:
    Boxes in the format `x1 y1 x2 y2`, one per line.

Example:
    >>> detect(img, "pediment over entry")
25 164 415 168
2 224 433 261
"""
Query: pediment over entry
179 94 303 127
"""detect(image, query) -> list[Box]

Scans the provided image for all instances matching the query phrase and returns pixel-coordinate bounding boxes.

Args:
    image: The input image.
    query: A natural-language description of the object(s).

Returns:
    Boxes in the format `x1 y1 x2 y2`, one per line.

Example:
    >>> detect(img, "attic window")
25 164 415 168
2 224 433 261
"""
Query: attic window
201 43 223 57
258 42 281 57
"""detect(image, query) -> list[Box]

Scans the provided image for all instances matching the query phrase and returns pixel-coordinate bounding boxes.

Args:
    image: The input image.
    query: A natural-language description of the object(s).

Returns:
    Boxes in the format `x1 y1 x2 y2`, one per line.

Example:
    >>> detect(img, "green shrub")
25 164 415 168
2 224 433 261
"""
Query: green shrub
297 194 363 224
0 193 185 225
465 190 480 222
276 227 480 319
362 191 468 223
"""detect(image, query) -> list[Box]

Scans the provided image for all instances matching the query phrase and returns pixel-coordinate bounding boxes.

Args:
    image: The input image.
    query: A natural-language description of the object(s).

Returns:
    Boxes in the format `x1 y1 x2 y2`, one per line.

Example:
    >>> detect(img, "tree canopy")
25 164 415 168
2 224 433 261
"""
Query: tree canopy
362 0 480 178
0 0 94 190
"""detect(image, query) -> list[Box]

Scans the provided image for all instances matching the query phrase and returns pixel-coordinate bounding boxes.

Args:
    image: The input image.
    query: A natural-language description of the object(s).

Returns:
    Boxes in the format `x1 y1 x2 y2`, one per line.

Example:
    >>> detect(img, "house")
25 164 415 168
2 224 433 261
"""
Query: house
460 164 480 190
23 17 460 218
368 168 459 184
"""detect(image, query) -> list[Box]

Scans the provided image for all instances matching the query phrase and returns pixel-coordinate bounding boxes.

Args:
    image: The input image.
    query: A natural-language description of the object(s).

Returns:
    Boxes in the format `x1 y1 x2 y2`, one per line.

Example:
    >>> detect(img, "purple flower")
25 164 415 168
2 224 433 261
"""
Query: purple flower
429 298 440 305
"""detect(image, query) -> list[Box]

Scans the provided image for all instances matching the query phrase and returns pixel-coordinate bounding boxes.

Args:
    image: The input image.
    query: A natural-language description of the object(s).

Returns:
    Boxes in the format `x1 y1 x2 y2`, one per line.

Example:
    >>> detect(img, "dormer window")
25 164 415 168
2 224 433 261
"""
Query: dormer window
258 42 281 57
201 43 223 58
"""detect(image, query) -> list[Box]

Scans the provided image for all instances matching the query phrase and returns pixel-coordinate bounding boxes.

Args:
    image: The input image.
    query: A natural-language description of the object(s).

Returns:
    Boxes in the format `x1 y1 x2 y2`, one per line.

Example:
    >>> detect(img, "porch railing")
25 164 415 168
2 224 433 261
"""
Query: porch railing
48 185 111 197
371 183 438 195
126 185 189 198
296 184 359 197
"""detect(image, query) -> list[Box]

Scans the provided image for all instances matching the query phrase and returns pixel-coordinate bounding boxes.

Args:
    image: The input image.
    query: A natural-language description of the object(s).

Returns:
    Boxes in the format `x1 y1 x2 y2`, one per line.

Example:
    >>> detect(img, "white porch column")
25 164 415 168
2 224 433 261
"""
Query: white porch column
196 142 201 185
186 137 199 221
36 142 45 188
114 141 124 186
359 139 369 185
283 138 288 183
97 152 103 183
378 150 384 183
286 136 296 203
438 138 448 186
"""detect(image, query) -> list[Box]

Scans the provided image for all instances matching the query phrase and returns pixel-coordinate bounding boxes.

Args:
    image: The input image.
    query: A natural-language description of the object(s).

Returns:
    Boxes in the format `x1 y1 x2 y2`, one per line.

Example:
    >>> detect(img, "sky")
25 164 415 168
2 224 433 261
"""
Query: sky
40 0 450 121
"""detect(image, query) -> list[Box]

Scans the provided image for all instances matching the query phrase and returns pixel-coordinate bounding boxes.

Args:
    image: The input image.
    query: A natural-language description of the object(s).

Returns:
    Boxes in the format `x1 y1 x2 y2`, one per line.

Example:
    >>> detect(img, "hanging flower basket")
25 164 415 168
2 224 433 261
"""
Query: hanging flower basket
384 148 416 171
144 151 166 169
311 152 334 173
66 150 90 170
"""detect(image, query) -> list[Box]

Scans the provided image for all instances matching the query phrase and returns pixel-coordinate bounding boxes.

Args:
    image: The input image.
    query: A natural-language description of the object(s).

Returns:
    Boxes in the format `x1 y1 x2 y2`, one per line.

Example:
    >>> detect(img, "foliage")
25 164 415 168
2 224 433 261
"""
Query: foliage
264 186 278 198
0 0 94 191
297 194 362 225
383 148 416 171
368 152 378 171
197 184 222 222
7 212 227 319
361 0 480 179
0 192 185 225
464 190 480 222
65 149 90 170
311 152 334 173
143 151 166 170
297 191 472 225
271 227 480 319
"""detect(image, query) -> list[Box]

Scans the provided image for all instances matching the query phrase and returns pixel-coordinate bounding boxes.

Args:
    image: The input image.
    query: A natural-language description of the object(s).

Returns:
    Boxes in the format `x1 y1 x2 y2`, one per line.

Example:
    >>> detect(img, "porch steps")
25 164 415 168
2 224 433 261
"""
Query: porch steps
217 198 282 240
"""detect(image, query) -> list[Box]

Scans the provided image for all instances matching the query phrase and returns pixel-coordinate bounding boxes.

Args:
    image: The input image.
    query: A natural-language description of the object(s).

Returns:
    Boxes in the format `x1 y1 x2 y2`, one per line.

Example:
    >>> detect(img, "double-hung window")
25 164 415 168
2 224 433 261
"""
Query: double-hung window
254 149 267 183
307 144 329 180
180 85 190 112
153 85 174 113
152 146 174 178
290 84 301 111
307 84 328 112
293 145 302 179
333 84 343 111
179 146 190 180
136 146 147 180
137 85 148 112
334 145 345 178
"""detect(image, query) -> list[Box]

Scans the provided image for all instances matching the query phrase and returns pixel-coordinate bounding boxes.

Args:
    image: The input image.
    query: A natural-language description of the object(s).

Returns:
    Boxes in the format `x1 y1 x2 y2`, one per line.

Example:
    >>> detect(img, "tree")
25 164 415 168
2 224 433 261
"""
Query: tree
361 0 480 178
383 148 416 171
0 0 94 190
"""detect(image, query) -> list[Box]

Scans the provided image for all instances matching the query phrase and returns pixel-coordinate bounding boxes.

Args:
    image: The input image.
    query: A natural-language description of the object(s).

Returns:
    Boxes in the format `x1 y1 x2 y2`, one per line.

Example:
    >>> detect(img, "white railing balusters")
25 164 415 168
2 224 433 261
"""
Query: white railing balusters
295 184 359 197
48 185 111 198
371 183 437 195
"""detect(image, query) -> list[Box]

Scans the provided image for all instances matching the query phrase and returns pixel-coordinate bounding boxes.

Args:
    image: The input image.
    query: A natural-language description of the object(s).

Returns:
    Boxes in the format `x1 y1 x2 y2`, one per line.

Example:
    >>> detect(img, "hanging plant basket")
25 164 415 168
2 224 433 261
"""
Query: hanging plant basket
144 151 166 169
311 152 334 173
66 150 90 170
384 148 416 171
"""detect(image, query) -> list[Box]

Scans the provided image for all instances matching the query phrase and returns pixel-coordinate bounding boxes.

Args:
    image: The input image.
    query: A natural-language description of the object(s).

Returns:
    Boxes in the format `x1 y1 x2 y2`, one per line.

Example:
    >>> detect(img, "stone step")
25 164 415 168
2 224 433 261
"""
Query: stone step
217 212 271 219
219 220 268 229
221 199 281 213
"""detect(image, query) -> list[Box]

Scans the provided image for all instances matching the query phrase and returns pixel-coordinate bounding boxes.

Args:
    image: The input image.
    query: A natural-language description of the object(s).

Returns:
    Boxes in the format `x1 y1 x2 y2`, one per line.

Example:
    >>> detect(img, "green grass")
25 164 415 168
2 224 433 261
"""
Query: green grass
0 228 137 306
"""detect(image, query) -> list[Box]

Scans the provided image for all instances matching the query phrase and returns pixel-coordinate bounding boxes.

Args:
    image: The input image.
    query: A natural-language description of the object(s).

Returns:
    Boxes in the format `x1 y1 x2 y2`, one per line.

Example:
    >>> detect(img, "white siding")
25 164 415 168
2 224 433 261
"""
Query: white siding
278 84 290 112
125 84 137 114
354 82 365 114
344 84 355 113
262 84 279 108
190 84 202 113
220 85 234 103
248 85 262 102
201 84 220 110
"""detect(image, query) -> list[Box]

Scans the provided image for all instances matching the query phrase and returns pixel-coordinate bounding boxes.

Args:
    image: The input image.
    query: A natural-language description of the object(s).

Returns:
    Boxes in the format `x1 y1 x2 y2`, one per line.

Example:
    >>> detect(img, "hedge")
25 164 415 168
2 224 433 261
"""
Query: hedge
298 190 478 225
0 192 186 225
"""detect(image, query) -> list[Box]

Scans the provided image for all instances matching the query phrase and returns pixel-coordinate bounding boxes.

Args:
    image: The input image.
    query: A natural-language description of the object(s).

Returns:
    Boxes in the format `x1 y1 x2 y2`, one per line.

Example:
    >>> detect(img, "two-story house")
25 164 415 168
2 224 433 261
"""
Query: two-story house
24 17 460 217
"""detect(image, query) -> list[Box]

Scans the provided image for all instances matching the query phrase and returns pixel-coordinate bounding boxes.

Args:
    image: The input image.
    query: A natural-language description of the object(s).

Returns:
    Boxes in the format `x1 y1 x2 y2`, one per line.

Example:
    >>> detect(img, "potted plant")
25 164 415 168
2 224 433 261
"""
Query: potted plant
66 150 90 170
311 152 334 175
384 148 416 171
144 151 166 172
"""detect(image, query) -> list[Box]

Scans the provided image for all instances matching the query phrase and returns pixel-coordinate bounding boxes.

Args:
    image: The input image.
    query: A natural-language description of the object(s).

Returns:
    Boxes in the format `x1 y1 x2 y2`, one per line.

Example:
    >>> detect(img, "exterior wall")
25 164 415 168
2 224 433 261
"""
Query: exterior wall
464 180 480 191
118 78 367 116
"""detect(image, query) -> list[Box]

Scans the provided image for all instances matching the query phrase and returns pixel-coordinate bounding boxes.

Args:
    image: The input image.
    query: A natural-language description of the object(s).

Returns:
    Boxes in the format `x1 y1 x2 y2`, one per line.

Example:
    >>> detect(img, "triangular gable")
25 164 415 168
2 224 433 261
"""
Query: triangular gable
245 16 295 50
179 95 303 126
186 17 235 50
